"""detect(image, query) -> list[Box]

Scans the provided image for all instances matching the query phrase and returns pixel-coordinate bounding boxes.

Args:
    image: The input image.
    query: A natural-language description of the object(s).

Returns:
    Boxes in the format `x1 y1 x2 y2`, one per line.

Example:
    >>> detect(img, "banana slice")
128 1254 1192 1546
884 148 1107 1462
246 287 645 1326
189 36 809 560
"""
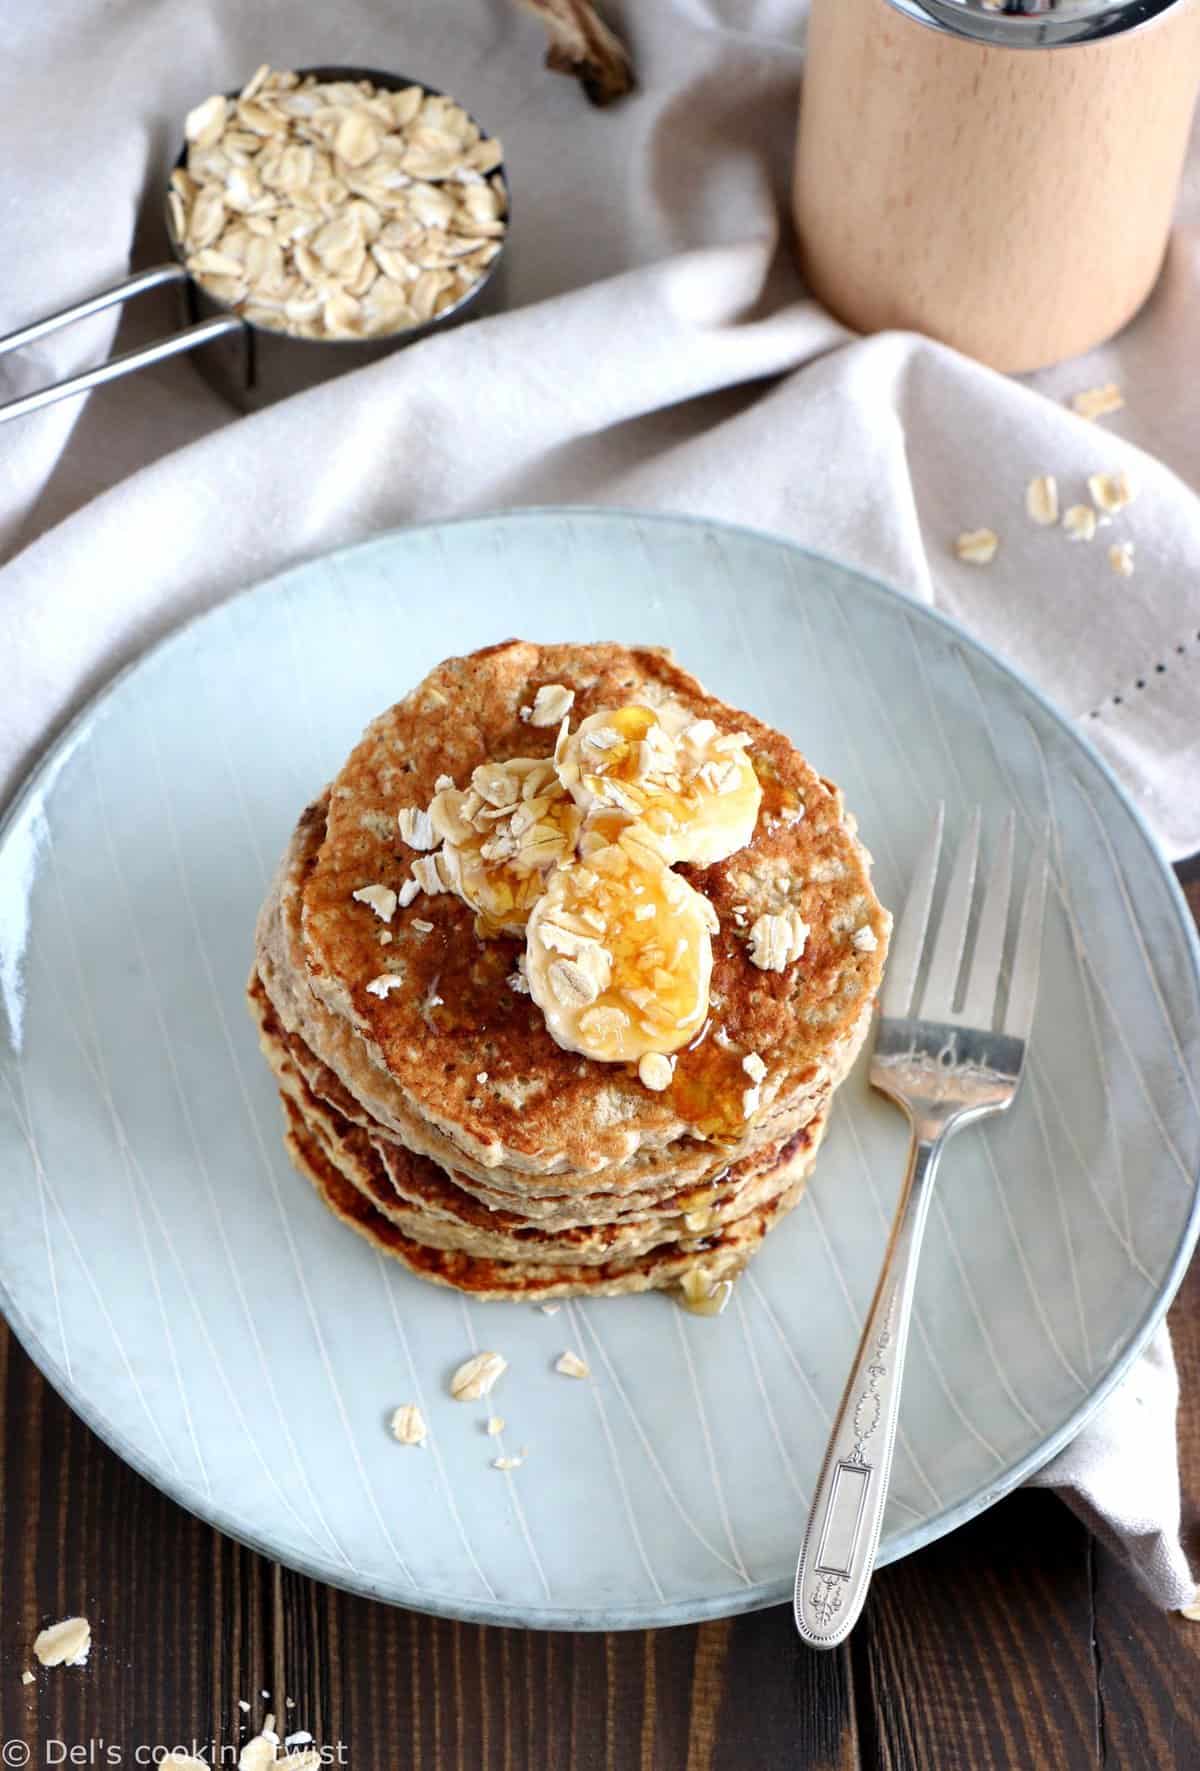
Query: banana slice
526 830 717 1062
555 704 761 867
428 757 583 935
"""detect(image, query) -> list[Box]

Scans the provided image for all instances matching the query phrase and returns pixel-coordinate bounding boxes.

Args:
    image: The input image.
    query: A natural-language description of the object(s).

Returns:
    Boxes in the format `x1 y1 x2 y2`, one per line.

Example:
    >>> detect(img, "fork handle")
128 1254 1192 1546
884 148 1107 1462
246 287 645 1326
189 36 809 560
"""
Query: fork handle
794 1128 945 1647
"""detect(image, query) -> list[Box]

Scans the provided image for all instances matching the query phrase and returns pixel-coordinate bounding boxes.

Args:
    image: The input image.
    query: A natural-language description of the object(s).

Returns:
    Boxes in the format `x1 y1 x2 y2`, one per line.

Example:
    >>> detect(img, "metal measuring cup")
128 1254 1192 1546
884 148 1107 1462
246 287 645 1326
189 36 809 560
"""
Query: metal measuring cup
0 66 509 425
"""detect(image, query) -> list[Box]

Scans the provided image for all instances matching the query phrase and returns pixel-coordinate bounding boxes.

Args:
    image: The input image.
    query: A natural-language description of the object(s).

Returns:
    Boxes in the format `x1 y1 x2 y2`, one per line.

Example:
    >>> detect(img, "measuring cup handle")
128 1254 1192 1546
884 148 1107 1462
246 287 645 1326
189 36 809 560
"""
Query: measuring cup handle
0 262 245 424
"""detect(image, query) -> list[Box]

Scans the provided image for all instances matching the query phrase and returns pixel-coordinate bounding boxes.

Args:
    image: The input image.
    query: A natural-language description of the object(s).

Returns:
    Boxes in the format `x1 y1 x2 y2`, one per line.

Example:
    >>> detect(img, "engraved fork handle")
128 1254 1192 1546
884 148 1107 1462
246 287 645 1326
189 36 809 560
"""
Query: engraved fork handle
794 1125 946 1647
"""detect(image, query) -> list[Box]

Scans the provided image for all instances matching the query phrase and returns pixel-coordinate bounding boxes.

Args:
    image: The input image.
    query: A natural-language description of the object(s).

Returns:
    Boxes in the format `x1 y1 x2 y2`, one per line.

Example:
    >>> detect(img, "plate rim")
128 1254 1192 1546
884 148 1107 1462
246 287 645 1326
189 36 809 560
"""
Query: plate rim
2 504 1197 1631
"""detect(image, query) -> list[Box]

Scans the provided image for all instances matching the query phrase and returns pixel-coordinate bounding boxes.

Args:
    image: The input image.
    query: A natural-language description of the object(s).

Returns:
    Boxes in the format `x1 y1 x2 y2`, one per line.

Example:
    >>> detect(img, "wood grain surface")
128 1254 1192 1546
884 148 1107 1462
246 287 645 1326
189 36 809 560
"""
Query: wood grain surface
2 866 1197 1771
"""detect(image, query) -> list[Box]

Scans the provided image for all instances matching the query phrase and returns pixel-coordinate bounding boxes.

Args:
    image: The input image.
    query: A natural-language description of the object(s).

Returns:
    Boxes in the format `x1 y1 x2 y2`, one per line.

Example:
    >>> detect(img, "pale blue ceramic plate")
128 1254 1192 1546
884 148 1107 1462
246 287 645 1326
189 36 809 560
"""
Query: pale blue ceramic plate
1 510 1198 1629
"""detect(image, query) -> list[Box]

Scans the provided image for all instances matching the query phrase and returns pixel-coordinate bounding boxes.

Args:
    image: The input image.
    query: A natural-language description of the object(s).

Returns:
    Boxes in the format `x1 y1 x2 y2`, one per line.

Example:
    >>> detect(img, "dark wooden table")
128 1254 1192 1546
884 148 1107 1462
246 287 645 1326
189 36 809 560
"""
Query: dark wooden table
3 867 1197 1771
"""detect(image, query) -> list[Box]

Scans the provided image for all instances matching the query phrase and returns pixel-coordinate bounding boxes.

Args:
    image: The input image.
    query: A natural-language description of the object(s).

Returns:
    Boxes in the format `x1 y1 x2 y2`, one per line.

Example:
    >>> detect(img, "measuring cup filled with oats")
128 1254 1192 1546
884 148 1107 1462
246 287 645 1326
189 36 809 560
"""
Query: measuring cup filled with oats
793 0 1200 373
0 65 509 423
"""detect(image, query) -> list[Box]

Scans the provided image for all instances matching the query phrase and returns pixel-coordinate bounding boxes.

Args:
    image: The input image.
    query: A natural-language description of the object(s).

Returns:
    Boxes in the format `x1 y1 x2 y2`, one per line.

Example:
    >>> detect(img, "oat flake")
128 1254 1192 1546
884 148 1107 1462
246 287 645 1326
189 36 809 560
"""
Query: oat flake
1063 504 1097 542
1025 476 1059 526
33 1616 90 1669
391 1403 428 1446
450 1351 507 1401
955 529 999 565
1071 383 1124 422
527 683 576 727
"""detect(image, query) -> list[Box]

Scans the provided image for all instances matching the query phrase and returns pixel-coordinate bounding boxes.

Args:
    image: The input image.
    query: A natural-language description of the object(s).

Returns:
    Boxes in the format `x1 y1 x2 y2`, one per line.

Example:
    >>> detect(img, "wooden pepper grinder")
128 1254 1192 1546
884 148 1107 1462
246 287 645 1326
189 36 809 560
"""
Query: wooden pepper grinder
793 0 1200 373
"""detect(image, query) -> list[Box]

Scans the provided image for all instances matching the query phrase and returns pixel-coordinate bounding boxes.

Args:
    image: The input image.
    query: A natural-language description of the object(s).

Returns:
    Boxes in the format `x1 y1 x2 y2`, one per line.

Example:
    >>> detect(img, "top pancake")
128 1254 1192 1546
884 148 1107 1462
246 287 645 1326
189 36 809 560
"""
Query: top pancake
294 641 888 1176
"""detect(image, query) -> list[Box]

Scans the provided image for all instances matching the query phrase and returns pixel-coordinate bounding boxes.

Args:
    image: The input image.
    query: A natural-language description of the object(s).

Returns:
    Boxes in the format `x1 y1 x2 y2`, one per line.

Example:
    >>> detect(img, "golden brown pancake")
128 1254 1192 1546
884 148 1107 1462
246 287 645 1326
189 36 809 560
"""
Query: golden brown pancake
251 641 889 1301
262 643 886 1174
251 970 822 1229
265 999 826 1266
283 1095 821 1302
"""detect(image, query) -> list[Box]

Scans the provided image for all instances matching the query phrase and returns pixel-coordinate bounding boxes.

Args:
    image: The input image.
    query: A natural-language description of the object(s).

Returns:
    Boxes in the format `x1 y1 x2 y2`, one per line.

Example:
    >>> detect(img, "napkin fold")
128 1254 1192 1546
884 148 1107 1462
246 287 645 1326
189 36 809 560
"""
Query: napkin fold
1032 1324 1195 1609
1 0 1197 1606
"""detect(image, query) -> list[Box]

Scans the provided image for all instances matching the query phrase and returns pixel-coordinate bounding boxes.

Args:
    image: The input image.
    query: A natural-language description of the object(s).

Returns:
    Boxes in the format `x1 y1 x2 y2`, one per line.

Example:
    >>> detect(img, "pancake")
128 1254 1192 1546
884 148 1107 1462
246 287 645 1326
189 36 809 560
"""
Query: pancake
250 640 889 1304
251 969 821 1228
283 1096 820 1302
258 818 841 1198
259 642 886 1180
267 1004 826 1265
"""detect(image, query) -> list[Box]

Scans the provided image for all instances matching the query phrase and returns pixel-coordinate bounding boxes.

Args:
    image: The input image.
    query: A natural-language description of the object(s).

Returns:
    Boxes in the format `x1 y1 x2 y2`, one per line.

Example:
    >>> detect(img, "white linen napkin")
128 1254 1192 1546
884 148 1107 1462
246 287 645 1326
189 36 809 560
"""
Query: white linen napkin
1031 1324 1195 1608
1 0 1196 1605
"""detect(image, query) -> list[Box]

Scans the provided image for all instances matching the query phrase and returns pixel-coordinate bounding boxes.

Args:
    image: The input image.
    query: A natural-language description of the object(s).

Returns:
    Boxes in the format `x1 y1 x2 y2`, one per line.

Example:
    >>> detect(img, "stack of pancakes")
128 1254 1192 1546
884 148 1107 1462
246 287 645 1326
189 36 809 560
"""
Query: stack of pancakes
250 642 889 1303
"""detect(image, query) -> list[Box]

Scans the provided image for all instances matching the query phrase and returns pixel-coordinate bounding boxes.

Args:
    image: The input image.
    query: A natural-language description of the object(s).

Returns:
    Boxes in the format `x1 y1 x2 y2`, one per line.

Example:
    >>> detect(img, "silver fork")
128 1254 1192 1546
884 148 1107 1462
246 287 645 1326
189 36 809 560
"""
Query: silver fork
793 804 1049 1648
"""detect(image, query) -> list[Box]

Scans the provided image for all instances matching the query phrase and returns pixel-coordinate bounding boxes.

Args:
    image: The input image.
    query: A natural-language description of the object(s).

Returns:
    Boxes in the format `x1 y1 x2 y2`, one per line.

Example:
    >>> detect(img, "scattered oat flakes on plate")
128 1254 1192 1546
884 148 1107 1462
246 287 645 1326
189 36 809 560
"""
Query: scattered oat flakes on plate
391 1403 428 1445
450 1350 507 1400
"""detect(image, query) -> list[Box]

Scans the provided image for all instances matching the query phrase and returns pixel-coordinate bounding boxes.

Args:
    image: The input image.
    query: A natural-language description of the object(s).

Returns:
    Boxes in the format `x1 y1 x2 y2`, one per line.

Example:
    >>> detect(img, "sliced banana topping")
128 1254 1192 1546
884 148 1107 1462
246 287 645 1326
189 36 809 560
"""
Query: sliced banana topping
555 704 761 867
428 756 583 935
526 830 717 1062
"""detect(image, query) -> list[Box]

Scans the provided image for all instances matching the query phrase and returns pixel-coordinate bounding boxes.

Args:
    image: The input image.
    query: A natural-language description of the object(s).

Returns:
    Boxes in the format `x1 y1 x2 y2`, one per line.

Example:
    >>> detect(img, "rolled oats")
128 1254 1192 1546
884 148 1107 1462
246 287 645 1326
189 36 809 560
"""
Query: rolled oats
637 1051 674 1091
1062 504 1097 542
1071 383 1124 422
748 908 809 972
174 69 506 340
1088 470 1135 514
450 1351 507 1401
954 529 999 565
390 1403 428 1445
525 683 576 726
398 805 437 849
411 853 450 895
1025 475 1059 527
550 956 605 1007
352 883 397 922
33 1617 91 1668
1108 541 1136 578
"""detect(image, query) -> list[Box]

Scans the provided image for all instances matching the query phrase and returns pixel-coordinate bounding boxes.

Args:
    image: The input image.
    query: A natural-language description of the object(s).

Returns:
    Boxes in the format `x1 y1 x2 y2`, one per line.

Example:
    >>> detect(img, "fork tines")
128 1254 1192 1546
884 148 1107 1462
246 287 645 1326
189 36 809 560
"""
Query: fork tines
880 805 1048 1038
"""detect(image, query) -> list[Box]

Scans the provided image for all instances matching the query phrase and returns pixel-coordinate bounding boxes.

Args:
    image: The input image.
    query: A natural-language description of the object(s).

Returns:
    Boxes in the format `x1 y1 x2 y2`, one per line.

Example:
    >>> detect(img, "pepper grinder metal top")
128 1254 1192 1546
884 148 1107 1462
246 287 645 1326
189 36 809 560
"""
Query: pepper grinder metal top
890 0 1183 45
793 0 1200 372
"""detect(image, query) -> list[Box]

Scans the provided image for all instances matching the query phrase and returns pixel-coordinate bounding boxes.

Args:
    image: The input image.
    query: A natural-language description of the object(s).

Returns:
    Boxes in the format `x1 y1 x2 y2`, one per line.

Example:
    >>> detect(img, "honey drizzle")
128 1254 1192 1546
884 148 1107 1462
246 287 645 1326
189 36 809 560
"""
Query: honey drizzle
676 1274 734 1317
415 926 527 1036
666 1035 751 1142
